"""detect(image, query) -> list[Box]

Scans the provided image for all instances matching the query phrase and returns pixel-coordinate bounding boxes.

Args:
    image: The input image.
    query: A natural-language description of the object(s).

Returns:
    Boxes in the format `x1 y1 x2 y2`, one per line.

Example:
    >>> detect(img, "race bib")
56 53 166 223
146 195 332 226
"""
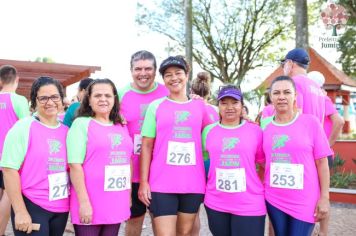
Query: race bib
48 172 69 201
134 134 142 155
270 163 304 189
104 165 131 191
167 141 196 166
216 168 246 193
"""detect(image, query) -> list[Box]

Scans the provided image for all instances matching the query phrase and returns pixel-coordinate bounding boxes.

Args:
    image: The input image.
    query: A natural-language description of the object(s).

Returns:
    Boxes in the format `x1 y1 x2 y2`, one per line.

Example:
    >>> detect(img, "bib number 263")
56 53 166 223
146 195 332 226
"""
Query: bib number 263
104 165 131 191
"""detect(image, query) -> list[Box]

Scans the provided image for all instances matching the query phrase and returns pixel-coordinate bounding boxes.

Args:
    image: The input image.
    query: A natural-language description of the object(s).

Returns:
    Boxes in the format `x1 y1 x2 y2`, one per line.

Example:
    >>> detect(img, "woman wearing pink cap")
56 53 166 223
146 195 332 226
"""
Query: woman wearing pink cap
262 75 332 236
139 55 212 236
203 85 266 236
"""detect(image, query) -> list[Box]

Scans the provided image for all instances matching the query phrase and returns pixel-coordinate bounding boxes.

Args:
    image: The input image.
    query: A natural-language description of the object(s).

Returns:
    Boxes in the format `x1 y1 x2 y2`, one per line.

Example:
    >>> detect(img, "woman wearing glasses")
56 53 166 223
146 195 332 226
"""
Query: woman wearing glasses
1 77 69 236
262 76 331 236
202 85 266 236
67 79 133 236
139 56 212 236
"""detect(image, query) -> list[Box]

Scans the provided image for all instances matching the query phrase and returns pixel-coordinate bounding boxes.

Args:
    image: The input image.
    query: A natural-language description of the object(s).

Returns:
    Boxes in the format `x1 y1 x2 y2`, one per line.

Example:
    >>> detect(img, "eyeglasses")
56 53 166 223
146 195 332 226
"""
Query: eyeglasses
36 95 61 104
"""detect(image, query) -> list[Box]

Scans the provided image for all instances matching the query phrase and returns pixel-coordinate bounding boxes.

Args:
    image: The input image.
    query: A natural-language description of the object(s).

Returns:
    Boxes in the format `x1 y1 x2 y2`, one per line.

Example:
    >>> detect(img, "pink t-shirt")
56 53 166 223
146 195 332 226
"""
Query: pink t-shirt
0 93 28 158
203 122 266 216
141 97 212 193
324 96 337 139
263 114 332 223
67 118 133 225
1 117 69 212
293 75 325 124
261 104 275 118
119 83 168 183
206 104 219 123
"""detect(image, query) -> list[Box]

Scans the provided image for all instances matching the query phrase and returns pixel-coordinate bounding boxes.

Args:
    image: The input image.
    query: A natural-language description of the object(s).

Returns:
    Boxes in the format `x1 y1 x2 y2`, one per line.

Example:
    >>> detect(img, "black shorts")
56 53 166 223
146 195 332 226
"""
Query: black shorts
327 155 334 169
130 183 147 218
149 192 204 218
0 170 4 189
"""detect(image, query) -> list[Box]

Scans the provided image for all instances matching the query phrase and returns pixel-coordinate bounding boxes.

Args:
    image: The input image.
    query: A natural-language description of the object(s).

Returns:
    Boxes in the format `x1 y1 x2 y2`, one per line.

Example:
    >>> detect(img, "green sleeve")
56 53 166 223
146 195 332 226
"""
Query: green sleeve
260 116 274 130
63 102 80 127
67 117 90 163
202 123 217 161
141 98 165 138
11 94 30 119
0 117 33 170
117 84 131 101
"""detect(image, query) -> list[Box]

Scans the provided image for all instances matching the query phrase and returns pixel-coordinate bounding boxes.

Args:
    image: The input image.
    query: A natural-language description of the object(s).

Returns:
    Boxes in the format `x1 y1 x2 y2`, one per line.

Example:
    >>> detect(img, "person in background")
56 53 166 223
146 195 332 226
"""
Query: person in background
203 85 266 236
308 71 344 236
119 50 169 236
67 79 133 236
63 78 93 127
191 71 219 123
0 65 30 236
1 76 69 236
262 76 332 236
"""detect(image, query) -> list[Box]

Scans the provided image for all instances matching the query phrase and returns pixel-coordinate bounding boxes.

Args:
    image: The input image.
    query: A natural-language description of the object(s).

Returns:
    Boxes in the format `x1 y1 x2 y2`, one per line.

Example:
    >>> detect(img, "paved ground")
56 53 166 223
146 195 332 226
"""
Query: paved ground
5 202 356 236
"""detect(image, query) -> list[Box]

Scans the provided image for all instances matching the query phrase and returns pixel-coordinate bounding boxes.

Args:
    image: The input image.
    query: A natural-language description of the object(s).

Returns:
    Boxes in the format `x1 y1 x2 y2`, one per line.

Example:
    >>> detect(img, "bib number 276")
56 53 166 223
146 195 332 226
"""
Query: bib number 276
167 141 196 166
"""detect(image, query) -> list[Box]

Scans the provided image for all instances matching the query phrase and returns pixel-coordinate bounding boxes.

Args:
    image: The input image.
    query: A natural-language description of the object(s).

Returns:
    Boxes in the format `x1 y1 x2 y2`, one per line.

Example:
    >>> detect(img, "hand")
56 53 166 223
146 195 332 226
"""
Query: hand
138 182 151 207
15 210 32 234
189 94 203 100
314 197 330 221
79 200 93 224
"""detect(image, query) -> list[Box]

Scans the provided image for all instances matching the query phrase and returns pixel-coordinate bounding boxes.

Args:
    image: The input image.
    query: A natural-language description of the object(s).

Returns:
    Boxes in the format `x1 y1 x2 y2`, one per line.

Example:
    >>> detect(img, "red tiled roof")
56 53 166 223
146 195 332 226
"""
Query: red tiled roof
259 47 356 89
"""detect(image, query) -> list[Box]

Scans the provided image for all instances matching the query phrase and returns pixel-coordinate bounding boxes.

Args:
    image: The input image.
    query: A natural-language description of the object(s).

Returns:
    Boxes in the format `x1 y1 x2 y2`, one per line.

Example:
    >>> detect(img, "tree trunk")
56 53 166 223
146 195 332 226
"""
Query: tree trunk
184 0 193 91
295 0 309 49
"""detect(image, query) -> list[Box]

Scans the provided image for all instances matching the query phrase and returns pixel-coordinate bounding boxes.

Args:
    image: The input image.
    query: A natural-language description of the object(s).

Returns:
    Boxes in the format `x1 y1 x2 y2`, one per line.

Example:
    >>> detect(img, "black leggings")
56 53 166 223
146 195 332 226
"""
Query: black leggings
11 196 68 236
205 205 266 236
73 224 121 236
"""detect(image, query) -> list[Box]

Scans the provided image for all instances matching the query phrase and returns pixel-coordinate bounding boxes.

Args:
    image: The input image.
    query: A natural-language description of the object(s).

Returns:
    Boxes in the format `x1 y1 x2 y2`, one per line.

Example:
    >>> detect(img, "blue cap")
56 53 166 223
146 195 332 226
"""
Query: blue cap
217 87 242 101
281 48 310 66
159 56 187 75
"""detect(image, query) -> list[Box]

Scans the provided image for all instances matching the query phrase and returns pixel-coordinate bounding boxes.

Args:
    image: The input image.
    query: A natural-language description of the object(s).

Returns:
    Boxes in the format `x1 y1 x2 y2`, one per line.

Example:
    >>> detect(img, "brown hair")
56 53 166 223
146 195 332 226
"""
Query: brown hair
0 65 17 85
77 79 124 125
191 71 212 99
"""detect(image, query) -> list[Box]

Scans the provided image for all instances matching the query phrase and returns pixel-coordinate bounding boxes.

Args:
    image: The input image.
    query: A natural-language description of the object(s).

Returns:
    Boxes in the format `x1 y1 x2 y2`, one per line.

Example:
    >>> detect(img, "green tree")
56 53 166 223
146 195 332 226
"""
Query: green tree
337 0 356 78
34 57 55 63
137 0 293 86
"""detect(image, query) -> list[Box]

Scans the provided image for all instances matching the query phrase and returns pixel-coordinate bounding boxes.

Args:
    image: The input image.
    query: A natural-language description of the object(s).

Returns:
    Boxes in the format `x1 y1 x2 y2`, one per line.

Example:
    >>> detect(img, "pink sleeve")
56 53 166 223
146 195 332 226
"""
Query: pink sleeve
255 128 265 164
202 102 214 129
295 81 304 110
325 97 337 117
311 117 333 159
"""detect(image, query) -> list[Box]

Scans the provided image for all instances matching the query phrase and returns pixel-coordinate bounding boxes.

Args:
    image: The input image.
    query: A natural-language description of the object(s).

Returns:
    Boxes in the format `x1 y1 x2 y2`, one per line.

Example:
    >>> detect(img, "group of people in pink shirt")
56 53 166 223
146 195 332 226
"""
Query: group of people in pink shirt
0 48 343 236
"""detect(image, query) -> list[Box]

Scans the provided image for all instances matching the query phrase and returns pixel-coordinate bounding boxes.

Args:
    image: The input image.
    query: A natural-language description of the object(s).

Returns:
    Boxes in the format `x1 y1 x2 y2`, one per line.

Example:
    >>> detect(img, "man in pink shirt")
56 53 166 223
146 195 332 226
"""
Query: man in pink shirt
281 48 325 124
119 51 169 236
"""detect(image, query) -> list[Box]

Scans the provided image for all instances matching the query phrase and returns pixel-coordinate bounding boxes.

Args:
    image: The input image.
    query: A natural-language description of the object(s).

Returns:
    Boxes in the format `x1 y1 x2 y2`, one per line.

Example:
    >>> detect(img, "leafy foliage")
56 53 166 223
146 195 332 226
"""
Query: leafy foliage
337 0 356 78
136 0 293 86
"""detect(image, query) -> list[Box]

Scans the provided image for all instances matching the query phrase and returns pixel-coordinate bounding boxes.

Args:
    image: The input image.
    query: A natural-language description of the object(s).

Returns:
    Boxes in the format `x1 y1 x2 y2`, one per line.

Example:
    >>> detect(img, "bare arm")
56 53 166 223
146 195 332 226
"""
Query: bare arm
328 113 344 146
3 168 33 233
69 163 92 224
314 158 330 221
138 137 155 206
